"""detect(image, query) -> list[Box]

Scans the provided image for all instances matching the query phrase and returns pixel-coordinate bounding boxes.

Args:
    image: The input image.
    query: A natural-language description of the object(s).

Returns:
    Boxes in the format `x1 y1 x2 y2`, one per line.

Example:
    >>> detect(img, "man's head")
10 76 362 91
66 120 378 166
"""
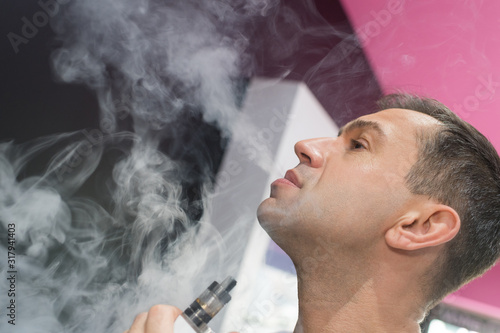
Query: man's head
257 93 500 309
377 94 500 305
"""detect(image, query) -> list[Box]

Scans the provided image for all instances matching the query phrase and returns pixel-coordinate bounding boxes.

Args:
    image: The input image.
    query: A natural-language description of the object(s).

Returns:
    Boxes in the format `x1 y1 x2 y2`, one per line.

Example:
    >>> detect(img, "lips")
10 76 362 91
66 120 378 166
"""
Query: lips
270 169 302 193
284 169 301 188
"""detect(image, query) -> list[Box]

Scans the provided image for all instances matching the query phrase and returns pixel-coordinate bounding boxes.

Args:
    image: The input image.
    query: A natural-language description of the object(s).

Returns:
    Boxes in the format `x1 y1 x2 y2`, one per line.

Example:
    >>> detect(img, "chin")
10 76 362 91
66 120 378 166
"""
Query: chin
257 197 295 235
257 198 282 230
257 200 300 256
256 197 274 226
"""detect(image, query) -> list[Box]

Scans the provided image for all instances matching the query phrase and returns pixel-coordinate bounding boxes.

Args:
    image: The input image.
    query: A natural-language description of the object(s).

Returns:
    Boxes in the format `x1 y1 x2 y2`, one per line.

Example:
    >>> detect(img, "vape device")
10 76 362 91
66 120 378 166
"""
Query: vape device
174 276 237 332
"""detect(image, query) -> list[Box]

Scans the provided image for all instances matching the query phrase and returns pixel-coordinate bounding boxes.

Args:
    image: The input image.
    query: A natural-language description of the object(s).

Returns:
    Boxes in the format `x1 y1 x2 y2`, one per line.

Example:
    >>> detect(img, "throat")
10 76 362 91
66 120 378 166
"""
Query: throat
294 273 423 333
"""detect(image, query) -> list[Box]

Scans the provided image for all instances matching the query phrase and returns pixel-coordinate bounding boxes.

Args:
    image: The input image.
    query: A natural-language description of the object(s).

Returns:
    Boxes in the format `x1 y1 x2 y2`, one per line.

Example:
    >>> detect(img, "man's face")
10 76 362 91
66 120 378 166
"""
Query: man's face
257 108 441 255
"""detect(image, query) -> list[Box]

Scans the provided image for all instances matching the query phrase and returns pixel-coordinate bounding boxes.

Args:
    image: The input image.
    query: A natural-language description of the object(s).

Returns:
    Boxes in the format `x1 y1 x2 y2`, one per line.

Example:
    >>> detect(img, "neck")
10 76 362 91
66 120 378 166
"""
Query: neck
292 258 424 333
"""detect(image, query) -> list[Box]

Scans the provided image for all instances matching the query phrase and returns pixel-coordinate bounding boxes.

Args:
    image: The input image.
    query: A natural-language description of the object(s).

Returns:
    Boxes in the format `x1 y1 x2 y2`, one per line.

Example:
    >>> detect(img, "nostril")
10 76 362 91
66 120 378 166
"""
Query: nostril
301 152 311 164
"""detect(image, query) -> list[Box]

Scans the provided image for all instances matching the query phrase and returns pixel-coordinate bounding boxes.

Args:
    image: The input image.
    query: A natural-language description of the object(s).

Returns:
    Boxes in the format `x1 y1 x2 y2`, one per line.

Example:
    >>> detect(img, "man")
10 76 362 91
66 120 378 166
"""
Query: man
124 93 500 332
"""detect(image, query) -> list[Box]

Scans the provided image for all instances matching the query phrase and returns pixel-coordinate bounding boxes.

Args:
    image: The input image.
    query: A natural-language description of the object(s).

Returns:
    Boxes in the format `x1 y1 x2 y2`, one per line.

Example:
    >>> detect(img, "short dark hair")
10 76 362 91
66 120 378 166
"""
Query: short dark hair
376 93 500 306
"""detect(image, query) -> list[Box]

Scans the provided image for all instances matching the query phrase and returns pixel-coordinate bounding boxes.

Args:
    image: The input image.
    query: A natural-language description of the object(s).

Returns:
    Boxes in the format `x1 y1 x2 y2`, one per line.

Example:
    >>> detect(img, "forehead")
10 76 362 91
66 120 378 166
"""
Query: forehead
354 108 441 139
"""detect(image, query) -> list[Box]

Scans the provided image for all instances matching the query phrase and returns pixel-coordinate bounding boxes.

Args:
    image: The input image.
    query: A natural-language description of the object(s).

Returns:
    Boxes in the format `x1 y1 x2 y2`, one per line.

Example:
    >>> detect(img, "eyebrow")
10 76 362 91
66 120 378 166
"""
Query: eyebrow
337 119 387 139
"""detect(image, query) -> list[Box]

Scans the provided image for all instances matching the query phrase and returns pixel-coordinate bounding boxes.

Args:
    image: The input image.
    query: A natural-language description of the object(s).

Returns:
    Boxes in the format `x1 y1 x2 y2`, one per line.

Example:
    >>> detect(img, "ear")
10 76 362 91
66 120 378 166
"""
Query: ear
385 204 461 251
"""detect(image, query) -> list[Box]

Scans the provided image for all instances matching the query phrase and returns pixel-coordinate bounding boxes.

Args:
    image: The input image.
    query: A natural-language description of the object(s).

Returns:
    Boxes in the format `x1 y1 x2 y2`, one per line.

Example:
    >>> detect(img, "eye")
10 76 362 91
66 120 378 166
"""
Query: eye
350 139 366 150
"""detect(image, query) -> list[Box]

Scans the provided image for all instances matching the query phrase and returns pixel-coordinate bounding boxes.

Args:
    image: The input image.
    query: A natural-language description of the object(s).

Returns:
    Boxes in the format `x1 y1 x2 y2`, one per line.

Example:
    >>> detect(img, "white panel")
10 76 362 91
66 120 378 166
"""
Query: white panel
209 78 338 333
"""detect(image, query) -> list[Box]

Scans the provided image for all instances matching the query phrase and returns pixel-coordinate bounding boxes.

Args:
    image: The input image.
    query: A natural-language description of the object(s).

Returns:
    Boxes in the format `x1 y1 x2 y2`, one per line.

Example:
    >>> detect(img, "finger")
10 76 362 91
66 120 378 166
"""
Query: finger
145 305 183 333
128 312 148 333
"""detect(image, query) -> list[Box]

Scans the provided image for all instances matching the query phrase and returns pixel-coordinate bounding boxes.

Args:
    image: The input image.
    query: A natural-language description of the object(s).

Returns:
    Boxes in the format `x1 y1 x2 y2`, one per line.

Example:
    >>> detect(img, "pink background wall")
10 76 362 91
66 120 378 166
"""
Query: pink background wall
339 0 500 319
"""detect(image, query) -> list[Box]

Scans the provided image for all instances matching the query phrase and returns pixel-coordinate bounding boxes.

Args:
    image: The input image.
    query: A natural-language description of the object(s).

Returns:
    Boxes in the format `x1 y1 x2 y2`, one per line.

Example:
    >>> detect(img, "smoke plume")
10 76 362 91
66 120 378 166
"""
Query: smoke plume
0 0 279 332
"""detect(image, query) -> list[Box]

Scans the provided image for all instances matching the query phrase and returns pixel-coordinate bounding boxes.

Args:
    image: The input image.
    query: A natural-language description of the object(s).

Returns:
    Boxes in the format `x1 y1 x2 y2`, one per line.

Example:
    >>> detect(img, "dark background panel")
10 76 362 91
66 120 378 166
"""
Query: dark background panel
0 0 381 142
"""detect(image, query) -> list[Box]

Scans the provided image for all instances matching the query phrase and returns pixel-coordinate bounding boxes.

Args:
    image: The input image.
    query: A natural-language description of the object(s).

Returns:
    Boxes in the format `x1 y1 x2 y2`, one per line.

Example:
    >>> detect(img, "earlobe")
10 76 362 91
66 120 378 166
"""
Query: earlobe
385 204 460 251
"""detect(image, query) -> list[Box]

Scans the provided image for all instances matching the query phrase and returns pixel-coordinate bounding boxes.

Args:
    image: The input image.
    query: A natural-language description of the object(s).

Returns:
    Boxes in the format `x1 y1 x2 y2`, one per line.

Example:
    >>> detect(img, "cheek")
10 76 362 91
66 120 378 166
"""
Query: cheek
317 169 398 222
348 173 408 225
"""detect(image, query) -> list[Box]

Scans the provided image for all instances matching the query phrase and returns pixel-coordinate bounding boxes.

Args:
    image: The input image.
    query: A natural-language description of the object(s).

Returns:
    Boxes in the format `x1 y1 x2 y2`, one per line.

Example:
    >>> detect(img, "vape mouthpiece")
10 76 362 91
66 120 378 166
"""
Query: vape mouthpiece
177 276 237 333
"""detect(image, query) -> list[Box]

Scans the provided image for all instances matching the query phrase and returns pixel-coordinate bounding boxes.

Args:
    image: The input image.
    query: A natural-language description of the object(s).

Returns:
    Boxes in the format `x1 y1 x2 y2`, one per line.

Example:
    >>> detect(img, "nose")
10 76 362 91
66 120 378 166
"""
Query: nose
294 137 333 168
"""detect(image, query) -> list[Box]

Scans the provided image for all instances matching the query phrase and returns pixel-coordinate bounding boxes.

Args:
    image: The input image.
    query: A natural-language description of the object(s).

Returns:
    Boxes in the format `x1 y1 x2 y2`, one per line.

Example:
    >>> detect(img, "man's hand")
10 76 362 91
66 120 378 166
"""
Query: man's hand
124 305 182 333
124 304 239 333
